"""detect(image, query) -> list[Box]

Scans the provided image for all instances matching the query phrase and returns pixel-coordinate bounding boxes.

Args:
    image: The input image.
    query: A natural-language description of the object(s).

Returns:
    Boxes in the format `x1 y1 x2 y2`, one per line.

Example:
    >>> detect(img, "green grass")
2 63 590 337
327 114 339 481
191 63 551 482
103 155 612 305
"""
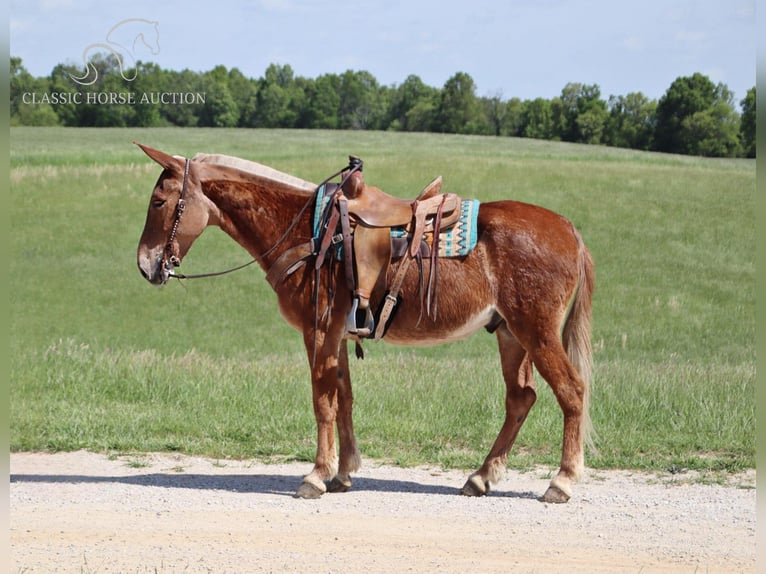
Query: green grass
9 127 755 475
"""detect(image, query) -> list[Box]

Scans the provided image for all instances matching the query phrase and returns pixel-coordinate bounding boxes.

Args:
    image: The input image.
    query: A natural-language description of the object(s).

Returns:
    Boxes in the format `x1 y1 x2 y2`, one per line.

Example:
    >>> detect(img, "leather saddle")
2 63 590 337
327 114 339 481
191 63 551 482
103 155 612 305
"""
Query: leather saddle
342 169 461 239
342 171 443 226
266 157 464 343
336 160 462 339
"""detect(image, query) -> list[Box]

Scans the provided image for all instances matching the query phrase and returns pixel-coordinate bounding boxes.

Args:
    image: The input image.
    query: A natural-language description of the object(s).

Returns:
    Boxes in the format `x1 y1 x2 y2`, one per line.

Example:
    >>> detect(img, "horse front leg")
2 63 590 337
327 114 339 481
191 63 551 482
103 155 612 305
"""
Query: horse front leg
327 340 362 493
295 331 343 499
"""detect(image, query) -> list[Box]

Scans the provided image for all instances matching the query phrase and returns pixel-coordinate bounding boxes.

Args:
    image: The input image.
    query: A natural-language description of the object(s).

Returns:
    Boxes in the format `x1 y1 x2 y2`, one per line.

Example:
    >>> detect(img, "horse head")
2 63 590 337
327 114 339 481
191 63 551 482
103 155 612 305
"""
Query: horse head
135 143 218 285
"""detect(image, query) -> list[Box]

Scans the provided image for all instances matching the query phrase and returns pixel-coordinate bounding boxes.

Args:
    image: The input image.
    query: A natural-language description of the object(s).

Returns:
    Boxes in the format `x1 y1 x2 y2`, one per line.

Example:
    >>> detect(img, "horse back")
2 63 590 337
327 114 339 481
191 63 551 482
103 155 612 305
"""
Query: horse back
478 199 583 256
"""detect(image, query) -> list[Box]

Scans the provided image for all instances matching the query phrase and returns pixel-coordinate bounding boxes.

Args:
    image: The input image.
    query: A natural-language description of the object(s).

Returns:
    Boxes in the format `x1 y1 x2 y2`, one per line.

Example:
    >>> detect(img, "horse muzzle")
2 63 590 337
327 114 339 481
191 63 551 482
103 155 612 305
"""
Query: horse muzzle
137 251 174 286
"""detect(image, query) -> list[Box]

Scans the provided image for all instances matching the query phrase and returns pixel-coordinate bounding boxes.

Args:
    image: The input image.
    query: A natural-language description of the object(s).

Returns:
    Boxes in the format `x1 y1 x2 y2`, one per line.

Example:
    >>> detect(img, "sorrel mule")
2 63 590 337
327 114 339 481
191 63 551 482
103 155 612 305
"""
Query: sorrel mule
135 143 595 503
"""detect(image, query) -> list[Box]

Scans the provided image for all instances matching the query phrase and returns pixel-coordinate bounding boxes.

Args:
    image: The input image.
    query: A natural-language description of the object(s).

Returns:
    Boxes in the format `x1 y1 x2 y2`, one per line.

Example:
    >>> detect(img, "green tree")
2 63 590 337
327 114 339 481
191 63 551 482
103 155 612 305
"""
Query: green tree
338 70 385 130
252 63 307 128
520 97 557 140
197 65 240 127
405 97 438 132
72 53 134 126
500 97 524 137
203 88 239 127
681 93 742 157
227 68 258 127
44 64 80 126
160 69 202 126
654 73 740 156
483 92 506 136
739 87 756 158
435 72 480 134
605 92 656 150
253 82 290 127
10 57 30 119
559 82 607 143
129 61 166 127
655 73 713 153
11 57 61 126
576 109 606 144
387 74 438 131
302 73 341 129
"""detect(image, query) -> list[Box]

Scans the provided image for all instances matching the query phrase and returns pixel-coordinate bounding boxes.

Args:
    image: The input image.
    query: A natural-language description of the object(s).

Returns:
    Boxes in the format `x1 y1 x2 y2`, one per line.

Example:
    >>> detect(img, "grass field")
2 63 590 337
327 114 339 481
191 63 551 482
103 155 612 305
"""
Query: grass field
9 127 755 476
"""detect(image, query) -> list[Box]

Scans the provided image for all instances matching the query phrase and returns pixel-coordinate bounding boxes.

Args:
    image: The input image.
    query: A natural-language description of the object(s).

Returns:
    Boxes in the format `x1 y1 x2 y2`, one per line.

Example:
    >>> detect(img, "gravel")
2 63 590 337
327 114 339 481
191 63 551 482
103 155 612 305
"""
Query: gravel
10 451 755 573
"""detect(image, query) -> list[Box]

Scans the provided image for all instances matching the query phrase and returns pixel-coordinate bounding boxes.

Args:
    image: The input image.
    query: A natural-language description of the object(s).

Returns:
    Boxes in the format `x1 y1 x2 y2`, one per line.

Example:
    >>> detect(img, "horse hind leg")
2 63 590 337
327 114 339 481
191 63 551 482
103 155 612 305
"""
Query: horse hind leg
462 324 537 496
528 337 589 503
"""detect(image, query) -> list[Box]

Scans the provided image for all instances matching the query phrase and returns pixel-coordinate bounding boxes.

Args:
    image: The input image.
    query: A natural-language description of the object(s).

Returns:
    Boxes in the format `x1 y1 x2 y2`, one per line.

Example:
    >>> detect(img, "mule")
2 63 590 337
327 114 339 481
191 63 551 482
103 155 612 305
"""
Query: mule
135 143 595 503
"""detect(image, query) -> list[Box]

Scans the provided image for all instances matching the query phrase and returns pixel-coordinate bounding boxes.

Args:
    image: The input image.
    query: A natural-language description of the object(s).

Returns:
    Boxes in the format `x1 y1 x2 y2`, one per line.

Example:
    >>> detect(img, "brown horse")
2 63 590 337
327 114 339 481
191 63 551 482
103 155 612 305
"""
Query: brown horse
135 143 595 503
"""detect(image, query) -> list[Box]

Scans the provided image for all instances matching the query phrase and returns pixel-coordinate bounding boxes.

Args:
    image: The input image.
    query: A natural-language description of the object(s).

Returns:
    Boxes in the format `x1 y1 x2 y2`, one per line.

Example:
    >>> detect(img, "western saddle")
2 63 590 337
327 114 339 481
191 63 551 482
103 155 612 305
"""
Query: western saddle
266 156 463 342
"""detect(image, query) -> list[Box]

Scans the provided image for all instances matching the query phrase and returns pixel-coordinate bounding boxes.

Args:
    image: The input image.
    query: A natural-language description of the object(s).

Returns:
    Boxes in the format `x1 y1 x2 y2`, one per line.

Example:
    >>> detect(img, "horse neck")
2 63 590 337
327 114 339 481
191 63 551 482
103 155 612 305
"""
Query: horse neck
202 177 313 268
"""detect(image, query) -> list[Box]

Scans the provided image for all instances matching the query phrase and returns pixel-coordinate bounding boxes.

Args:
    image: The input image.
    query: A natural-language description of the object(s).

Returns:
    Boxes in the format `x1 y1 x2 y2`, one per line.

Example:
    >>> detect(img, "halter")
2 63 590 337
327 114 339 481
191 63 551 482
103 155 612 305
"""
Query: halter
161 156 363 281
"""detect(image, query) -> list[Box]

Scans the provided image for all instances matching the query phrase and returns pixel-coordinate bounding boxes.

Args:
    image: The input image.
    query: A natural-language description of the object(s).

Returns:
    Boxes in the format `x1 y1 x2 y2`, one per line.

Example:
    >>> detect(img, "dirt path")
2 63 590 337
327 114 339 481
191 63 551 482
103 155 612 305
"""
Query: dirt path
10 451 755 573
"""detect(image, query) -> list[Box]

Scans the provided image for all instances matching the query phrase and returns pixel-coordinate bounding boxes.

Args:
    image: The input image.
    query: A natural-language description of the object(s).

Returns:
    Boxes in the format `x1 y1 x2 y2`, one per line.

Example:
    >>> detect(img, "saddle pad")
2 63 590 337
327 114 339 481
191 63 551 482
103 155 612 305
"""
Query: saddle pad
390 199 480 258
436 198 480 257
313 183 333 236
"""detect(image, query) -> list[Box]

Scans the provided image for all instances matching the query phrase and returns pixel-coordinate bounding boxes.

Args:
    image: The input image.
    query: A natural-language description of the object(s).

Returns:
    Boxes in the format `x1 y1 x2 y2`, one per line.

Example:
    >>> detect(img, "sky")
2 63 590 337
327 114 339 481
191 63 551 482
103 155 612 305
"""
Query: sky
10 0 757 105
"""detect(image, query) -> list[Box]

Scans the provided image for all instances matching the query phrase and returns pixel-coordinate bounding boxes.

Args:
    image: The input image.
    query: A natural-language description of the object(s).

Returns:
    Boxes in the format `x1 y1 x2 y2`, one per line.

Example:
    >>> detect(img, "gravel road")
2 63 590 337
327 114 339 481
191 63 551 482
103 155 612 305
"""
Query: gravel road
10 451 755 573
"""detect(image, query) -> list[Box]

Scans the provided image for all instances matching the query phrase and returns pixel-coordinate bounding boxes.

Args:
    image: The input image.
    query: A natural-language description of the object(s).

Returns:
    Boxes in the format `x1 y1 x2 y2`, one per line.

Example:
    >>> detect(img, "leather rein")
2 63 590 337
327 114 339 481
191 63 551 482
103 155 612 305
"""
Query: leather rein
162 157 361 282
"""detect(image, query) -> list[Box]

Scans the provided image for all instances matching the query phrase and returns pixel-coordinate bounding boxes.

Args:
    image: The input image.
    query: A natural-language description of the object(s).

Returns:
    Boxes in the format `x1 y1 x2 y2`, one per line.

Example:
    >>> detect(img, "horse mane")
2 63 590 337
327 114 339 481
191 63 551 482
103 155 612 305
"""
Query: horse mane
192 152 317 194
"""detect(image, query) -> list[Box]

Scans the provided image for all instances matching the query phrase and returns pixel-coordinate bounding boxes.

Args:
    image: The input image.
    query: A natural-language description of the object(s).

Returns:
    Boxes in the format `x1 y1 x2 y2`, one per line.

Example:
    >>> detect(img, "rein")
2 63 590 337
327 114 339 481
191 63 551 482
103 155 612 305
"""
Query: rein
162 157 361 282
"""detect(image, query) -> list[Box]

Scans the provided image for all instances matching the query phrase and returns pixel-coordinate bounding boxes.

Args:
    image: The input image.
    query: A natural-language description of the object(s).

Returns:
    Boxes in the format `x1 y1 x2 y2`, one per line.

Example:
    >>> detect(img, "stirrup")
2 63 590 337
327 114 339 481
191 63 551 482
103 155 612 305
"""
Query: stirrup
346 298 375 338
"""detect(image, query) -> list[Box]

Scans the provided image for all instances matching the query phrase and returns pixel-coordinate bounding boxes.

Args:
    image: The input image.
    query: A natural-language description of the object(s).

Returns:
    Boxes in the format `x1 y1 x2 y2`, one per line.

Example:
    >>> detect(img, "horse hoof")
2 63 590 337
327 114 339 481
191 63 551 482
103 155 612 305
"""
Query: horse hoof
327 476 352 493
541 485 570 503
294 481 325 499
460 474 489 497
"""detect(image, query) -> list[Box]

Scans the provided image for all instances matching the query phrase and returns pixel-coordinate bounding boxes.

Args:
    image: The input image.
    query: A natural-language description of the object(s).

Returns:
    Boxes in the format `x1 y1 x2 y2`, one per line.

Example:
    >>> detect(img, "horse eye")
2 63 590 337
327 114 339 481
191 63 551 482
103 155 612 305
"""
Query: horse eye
152 199 167 209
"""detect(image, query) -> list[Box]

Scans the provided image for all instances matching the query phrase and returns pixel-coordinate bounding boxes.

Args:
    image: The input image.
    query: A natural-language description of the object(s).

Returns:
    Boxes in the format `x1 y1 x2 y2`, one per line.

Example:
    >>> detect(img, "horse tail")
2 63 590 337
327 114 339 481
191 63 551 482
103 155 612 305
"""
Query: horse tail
562 228 596 454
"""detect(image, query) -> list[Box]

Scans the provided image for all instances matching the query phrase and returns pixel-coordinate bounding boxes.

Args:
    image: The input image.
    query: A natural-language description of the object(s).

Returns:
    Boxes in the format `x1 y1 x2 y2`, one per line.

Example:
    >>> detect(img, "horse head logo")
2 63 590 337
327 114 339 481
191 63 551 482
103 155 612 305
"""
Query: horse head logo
69 18 160 86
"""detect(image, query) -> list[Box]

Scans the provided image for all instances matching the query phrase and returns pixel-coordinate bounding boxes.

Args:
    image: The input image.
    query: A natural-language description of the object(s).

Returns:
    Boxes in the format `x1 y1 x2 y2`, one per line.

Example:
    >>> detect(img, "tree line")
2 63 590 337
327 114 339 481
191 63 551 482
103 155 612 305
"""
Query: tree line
10 56 756 158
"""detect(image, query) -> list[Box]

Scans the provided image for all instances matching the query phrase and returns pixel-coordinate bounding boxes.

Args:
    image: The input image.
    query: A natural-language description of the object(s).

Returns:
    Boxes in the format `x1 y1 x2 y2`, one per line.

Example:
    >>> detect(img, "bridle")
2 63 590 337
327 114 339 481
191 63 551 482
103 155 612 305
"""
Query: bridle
160 156 362 282
161 157 264 281
161 157 190 274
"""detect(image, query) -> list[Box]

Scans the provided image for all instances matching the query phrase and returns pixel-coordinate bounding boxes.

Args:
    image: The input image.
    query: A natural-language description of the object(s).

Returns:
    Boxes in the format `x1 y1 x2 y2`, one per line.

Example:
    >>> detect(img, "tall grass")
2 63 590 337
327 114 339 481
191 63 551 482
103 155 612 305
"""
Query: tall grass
10 127 755 473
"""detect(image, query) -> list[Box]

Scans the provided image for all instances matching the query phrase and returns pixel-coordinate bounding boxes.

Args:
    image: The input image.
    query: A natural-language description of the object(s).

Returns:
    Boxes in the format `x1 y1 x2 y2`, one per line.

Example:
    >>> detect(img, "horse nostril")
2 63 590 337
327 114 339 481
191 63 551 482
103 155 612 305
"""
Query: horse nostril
137 256 156 282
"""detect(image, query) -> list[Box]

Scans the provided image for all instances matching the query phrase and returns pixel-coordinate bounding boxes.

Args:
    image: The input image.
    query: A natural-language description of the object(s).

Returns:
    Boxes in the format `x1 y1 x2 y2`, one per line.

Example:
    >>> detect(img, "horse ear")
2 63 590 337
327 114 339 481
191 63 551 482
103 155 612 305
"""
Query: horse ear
134 142 185 172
